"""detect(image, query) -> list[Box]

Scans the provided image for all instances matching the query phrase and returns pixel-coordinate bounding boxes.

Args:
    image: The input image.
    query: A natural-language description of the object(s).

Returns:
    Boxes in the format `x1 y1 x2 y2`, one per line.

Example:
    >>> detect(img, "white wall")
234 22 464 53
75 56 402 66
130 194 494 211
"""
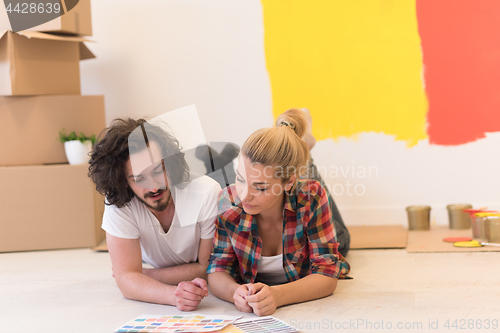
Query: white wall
81 0 271 148
81 0 500 227
313 133 500 226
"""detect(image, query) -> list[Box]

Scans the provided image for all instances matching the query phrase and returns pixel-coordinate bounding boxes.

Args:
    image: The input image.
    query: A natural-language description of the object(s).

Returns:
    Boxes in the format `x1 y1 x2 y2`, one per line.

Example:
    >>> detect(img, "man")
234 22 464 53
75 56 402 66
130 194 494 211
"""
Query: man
276 108 350 256
88 118 221 311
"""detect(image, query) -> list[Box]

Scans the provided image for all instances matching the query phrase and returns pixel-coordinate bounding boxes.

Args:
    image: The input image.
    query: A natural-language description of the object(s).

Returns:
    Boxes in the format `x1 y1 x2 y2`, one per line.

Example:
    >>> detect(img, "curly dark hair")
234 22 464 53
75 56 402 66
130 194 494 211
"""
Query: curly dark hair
88 118 190 208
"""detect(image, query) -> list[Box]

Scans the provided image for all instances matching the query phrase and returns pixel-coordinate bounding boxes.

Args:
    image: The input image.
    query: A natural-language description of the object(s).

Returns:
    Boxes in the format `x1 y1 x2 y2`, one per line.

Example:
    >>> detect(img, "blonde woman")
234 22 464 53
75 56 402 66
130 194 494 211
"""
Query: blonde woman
207 110 350 316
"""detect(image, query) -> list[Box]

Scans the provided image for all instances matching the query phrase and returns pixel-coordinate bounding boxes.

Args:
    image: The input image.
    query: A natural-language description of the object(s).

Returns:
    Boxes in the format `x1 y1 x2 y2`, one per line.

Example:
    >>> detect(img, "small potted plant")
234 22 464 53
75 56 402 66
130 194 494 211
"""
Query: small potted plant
58 129 97 165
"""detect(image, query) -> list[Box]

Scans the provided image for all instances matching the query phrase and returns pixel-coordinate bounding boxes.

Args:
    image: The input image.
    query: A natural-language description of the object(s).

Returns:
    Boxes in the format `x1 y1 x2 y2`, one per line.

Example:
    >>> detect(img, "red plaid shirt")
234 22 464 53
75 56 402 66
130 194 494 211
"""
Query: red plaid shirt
207 179 350 283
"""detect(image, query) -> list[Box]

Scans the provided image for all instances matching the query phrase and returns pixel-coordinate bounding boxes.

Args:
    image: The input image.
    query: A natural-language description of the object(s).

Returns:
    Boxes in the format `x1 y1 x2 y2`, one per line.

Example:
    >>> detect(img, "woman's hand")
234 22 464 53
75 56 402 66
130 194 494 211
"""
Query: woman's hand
232 284 253 313
245 283 279 316
173 278 209 311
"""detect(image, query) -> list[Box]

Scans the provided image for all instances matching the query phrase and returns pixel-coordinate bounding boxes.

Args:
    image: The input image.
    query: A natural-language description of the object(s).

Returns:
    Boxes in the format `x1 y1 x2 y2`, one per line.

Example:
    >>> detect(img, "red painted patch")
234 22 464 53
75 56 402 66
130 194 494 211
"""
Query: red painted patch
443 237 472 243
417 0 500 145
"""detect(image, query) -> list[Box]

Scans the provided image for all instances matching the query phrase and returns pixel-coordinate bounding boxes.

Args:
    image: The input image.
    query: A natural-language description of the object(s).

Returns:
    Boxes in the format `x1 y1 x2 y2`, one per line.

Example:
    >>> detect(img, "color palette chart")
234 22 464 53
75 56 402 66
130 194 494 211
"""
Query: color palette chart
115 314 241 332
218 317 298 333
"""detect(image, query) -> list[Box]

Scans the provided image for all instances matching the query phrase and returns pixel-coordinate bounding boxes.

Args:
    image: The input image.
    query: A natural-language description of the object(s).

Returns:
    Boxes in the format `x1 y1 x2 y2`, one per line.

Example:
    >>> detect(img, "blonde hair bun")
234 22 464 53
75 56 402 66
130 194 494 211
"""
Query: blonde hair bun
275 108 307 138
241 108 310 190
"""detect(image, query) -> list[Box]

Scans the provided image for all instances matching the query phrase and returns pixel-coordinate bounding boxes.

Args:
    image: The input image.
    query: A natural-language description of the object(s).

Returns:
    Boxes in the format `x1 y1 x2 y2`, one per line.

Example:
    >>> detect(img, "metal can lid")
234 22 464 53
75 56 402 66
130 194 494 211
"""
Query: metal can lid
406 205 431 211
446 204 473 210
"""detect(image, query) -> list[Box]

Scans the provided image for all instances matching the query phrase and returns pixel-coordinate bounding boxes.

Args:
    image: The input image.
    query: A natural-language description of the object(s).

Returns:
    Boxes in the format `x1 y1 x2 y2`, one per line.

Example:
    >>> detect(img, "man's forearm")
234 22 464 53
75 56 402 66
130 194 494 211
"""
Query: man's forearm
207 272 240 303
116 271 176 305
143 262 207 285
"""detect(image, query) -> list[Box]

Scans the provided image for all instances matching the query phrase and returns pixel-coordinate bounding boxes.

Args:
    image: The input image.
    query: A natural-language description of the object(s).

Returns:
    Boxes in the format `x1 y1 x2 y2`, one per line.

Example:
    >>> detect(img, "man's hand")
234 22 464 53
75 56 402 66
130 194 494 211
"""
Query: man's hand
173 278 209 311
245 283 279 316
232 284 253 313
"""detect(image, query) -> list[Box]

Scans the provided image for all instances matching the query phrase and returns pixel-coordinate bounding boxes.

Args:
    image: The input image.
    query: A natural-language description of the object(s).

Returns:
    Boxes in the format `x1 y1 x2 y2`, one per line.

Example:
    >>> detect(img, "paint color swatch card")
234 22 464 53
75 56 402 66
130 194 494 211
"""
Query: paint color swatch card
115 314 242 332
225 317 298 333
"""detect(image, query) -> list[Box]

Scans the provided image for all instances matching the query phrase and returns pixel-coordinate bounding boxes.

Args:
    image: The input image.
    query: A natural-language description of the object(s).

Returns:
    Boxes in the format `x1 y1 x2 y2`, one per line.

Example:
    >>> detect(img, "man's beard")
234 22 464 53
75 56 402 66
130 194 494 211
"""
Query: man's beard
137 188 172 212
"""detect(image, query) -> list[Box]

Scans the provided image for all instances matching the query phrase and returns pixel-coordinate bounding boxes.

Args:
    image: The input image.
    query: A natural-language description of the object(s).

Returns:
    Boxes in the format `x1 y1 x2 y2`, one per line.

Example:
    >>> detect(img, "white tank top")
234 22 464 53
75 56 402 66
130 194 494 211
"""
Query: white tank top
256 254 288 285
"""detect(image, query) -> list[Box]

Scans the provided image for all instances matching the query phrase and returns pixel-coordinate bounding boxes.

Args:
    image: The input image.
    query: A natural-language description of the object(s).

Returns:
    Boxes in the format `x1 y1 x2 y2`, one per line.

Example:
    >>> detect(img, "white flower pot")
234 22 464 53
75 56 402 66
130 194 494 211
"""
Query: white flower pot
64 140 93 165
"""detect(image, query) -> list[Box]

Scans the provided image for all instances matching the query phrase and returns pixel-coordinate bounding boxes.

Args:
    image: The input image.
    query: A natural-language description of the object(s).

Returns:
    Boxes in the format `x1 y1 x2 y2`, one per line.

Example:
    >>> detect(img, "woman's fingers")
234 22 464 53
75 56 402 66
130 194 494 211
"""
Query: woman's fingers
246 285 278 316
245 285 269 303
234 297 253 313
234 284 249 298
246 292 271 307
233 284 253 313
251 301 275 316
233 284 277 315
245 282 265 296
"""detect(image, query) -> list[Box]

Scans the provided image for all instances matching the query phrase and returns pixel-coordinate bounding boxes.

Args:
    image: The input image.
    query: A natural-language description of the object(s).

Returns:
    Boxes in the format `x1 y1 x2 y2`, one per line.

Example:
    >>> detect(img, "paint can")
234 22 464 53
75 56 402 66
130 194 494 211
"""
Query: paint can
472 212 499 242
464 208 490 230
484 215 500 244
446 204 473 229
406 206 431 230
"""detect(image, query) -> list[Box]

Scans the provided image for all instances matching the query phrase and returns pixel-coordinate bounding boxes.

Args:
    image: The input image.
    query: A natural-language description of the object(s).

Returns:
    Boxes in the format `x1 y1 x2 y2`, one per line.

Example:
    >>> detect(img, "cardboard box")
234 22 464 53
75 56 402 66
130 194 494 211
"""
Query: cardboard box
0 163 105 252
0 0 92 36
0 95 106 166
0 30 94 96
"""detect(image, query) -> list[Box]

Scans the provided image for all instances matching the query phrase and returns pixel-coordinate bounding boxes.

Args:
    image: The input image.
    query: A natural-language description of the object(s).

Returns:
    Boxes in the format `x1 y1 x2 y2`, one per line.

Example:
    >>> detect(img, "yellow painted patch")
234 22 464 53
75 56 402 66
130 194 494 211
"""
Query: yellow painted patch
261 0 428 146
453 241 483 248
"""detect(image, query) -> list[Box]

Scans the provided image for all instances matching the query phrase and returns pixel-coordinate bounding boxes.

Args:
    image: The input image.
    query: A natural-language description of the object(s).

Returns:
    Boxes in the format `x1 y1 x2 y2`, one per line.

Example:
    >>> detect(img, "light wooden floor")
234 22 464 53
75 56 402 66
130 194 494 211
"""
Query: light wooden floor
1 248 499 333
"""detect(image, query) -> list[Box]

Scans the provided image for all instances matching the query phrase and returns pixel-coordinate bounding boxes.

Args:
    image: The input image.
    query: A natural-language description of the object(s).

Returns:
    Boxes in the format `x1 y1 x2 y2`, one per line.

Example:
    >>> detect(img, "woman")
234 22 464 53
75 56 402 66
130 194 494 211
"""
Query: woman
207 110 350 316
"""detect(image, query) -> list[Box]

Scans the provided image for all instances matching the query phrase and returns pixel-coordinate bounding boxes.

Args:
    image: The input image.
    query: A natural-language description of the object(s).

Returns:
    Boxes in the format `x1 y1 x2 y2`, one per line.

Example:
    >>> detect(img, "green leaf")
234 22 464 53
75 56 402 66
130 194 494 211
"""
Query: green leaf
57 128 96 144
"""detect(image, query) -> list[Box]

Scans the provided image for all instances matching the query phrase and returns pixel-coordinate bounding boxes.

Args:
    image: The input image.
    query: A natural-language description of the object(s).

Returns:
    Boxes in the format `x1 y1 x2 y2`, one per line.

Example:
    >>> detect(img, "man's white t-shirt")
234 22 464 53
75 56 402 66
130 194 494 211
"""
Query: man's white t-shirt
102 175 220 268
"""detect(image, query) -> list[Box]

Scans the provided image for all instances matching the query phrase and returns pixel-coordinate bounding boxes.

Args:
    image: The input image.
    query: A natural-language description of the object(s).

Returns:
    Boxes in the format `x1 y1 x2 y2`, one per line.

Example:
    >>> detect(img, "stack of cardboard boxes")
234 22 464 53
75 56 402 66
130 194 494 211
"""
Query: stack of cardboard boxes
0 0 106 252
